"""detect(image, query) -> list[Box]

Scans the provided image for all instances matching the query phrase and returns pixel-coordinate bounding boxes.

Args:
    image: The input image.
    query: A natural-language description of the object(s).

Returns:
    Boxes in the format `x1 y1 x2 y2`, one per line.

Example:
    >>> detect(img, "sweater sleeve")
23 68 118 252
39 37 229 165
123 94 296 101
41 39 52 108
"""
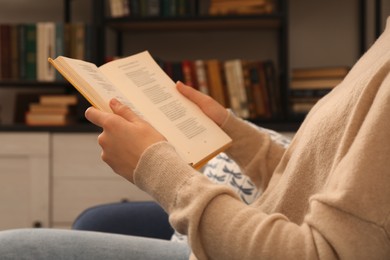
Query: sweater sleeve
133 142 323 259
221 111 286 190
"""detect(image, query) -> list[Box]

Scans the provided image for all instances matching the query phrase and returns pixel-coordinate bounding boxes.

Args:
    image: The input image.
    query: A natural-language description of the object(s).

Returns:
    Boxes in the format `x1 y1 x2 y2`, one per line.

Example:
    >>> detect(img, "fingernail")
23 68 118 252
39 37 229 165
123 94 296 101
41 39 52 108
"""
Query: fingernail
110 98 119 106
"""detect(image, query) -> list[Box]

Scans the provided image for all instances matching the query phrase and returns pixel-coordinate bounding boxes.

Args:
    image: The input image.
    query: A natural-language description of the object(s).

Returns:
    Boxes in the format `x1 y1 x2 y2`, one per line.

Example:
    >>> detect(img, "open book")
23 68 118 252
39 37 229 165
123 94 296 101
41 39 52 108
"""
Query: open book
48 51 232 168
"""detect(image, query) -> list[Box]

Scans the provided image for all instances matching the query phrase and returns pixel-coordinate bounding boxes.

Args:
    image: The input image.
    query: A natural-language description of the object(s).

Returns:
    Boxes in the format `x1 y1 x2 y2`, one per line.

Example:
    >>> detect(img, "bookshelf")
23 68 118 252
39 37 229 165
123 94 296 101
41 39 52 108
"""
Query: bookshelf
0 0 99 129
0 0 387 132
92 0 295 131
0 0 299 132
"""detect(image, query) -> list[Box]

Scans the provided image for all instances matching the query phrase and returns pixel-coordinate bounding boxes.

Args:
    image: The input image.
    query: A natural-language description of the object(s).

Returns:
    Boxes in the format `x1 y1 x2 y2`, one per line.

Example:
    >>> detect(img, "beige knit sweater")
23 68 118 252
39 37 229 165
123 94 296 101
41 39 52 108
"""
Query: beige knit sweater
134 18 390 259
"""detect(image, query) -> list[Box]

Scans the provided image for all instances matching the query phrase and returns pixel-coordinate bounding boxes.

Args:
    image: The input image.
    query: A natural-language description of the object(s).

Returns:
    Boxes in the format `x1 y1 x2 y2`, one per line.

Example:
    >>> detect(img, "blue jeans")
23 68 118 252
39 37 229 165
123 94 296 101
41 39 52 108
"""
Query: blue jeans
0 229 191 260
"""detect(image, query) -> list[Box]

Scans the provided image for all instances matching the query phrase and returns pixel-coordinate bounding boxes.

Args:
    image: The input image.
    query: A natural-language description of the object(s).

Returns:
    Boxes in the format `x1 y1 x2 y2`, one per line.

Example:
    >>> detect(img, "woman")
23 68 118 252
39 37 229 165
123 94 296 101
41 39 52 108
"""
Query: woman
1 18 390 260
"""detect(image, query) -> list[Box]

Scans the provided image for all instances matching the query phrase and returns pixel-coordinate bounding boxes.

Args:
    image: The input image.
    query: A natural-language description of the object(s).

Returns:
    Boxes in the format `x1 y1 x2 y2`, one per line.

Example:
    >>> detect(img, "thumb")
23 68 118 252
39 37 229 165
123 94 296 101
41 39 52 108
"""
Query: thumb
109 98 140 122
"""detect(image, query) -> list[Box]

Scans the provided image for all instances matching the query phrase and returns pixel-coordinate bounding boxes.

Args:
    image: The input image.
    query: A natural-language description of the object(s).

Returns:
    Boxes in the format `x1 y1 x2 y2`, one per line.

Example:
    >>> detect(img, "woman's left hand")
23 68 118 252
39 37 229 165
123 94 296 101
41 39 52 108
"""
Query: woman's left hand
85 98 166 183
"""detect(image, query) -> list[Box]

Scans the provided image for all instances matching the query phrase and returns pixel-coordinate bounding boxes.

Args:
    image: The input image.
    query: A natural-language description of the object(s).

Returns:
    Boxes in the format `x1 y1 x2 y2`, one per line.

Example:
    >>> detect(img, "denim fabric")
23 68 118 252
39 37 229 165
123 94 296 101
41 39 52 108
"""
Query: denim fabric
0 228 190 260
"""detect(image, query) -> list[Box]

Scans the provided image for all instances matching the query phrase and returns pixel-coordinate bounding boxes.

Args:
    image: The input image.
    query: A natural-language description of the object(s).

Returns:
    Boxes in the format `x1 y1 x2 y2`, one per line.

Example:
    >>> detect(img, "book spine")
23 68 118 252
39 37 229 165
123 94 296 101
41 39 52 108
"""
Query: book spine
45 22 56 81
0 24 12 79
37 22 55 81
71 23 86 60
182 60 196 87
129 0 141 17
194 60 209 95
10 24 20 79
108 0 125 17
19 24 27 80
206 59 227 107
247 62 268 117
262 61 280 118
224 59 249 118
84 24 96 63
171 61 184 83
257 62 272 118
242 61 257 119
36 22 46 81
25 24 37 80
55 23 64 81
146 0 160 17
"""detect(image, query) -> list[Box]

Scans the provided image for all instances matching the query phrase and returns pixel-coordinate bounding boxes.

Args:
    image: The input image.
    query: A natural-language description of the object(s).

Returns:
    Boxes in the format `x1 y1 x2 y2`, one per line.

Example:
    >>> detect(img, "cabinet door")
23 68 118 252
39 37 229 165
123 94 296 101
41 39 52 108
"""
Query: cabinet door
0 132 50 230
51 133 152 228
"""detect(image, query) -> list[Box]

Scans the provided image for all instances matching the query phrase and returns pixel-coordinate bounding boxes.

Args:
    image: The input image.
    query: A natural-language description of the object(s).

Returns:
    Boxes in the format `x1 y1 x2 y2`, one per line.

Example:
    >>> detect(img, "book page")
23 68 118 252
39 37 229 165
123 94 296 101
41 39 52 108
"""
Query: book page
99 51 231 167
50 57 140 114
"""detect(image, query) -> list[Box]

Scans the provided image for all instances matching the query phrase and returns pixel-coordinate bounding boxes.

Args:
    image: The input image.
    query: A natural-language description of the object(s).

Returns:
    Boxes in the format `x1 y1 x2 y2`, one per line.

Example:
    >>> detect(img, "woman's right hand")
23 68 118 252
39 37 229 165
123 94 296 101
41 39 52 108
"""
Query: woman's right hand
176 81 228 127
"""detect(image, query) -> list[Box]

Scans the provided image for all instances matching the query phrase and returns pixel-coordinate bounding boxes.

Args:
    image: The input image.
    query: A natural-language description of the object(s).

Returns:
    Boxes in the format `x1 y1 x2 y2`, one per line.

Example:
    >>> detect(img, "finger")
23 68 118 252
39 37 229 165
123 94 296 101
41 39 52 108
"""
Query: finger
109 98 140 122
85 106 109 127
176 81 209 106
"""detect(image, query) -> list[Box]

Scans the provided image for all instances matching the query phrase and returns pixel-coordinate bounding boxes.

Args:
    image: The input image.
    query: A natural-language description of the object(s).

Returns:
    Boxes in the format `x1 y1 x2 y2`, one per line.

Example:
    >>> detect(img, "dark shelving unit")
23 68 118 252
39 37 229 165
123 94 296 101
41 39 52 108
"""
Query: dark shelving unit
92 0 295 131
5 0 381 132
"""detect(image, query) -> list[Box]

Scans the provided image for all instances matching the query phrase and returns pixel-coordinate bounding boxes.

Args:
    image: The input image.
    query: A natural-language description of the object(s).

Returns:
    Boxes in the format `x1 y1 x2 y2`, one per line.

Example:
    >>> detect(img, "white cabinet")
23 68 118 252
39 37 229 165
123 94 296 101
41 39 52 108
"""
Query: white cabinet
0 133 50 230
0 132 152 230
51 133 152 228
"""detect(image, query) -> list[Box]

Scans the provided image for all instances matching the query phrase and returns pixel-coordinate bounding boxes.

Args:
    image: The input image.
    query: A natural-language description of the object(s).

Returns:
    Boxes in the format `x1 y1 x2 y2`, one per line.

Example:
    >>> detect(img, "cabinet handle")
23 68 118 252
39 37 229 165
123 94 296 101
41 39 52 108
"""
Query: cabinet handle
32 221 42 228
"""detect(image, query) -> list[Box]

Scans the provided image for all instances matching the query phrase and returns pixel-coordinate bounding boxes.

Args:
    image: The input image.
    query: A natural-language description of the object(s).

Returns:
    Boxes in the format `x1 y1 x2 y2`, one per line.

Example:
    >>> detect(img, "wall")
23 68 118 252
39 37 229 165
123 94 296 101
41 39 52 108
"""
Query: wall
0 0 389 124
290 0 390 68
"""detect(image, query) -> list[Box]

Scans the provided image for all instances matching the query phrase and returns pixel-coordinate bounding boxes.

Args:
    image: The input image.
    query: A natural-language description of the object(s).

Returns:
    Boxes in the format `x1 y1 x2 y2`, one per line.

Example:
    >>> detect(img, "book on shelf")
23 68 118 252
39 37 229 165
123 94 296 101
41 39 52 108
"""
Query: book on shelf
141 0 161 17
38 94 78 106
108 0 130 18
29 103 73 114
209 0 276 15
25 112 72 126
25 24 38 80
24 94 78 126
0 24 12 79
292 66 350 79
290 66 349 90
193 59 209 95
181 59 197 87
0 22 94 81
288 88 329 114
224 59 250 119
10 25 20 79
290 101 317 114
288 66 349 115
205 59 229 108
37 22 56 81
108 0 280 18
48 50 232 168
243 60 268 118
107 0 199 18
290 78 344 90
289 96 320 114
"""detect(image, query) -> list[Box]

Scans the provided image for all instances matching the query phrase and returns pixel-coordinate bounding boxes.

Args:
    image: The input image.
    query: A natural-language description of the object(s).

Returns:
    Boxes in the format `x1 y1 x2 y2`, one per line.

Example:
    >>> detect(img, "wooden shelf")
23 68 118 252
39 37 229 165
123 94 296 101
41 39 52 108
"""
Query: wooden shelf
0 80 69 88
106 15 282 32
0 120 300 133
0 123 101 133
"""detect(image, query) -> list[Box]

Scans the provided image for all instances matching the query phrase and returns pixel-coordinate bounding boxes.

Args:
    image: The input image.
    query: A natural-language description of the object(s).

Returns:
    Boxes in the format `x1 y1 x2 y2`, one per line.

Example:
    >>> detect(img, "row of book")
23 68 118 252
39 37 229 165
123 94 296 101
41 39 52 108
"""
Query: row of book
155 58 281 119
289 66 350 114
0 22 95 81
107 0 276 18
209 0 276 15
24 94 78 126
